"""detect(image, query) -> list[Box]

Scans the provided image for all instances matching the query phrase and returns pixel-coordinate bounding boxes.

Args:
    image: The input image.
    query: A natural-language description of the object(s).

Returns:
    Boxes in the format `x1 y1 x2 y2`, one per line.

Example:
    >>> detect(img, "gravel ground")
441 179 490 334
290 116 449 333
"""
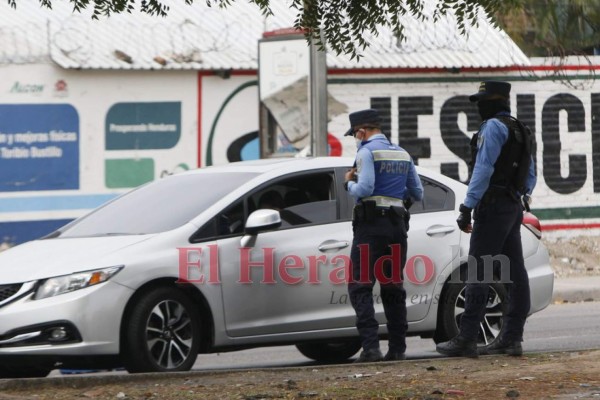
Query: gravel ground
1 350 599 399
543 235 600 277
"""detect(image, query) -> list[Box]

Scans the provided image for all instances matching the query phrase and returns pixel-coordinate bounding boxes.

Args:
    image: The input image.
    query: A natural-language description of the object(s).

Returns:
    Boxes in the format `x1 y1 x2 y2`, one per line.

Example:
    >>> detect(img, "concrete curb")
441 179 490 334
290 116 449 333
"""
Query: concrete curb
0 368 242 390
552 276 600 303
0 356 438 391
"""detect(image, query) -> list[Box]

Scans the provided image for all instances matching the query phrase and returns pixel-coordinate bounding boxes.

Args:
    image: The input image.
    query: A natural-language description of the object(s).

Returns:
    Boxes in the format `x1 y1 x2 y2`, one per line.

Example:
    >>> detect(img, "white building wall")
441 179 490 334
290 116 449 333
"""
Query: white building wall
1 63 599 244
0 64 199 244
203 69 600 232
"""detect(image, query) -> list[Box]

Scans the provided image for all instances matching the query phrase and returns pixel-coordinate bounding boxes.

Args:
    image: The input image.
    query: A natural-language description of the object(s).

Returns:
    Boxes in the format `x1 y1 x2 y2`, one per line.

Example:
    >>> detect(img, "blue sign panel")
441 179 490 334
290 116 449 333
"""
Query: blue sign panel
105 102 181 150
0 104 80 192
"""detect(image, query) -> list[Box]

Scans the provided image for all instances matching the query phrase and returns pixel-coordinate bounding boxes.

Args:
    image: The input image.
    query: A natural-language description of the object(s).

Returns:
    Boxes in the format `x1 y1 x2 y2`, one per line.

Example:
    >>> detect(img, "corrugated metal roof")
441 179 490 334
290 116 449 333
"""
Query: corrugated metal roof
0 0 530 70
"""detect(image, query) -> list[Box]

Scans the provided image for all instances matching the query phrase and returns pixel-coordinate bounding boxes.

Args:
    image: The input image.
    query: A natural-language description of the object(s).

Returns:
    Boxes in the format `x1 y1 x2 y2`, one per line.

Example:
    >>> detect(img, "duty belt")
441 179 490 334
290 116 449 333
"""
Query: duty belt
353 199 406 223
360 196 405 208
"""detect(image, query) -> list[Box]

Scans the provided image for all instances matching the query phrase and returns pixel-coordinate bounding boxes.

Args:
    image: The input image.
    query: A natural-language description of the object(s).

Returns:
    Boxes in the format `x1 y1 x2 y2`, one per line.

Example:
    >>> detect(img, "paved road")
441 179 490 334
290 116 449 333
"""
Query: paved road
51 301 600 377
525 301 600 352
189 301 600 371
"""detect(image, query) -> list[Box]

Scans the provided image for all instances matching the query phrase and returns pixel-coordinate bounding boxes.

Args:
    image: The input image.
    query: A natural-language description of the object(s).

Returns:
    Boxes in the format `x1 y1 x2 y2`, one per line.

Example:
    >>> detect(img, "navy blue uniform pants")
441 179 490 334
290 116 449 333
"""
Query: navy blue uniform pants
459 195 531 342
348 215 408 353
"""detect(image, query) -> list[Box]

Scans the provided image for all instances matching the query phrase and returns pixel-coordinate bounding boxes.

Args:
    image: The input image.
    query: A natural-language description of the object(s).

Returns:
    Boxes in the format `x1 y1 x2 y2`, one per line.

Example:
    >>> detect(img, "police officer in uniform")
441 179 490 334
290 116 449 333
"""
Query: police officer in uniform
436 81 537 358
343 109 423 362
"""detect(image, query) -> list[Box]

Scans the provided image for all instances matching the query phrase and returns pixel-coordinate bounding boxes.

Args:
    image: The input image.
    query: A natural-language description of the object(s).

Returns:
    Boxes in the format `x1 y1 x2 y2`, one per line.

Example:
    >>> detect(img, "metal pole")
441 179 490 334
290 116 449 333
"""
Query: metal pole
309 36 328 157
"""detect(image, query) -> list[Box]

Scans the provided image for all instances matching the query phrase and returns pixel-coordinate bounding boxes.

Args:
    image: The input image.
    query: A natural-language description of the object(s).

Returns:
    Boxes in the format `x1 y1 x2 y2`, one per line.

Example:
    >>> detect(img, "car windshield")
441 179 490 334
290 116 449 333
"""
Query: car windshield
58 172 258 238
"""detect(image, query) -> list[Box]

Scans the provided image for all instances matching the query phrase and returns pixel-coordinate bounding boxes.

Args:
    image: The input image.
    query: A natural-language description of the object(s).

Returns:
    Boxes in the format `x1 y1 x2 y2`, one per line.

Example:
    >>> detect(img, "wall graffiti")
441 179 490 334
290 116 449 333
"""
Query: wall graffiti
368 91 597 197
320 76 600 227
205 75 600 227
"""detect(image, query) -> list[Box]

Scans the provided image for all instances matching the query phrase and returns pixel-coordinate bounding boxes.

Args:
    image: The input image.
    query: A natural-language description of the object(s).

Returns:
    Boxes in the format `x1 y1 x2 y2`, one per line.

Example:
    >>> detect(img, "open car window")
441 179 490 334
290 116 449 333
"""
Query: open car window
192 170 338 242
250 172 337 228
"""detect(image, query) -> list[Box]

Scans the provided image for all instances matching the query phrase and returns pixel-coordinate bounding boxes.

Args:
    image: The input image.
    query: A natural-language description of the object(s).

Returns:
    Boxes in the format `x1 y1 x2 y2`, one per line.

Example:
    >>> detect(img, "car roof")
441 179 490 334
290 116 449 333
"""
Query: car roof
183 157 464 189
186 157 356 175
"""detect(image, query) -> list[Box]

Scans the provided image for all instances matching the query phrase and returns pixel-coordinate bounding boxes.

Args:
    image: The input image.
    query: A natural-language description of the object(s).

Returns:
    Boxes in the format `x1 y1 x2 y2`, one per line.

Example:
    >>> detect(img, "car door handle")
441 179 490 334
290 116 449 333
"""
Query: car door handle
318 240 350 252
426 225 456 236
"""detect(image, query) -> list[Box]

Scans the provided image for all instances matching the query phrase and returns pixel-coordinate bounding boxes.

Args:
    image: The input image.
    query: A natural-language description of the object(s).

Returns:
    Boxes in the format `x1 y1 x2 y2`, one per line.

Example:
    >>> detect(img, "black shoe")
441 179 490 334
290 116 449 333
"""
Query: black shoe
354 348 383 363
436 336 478 358
383 351 406 361
482 338 523 356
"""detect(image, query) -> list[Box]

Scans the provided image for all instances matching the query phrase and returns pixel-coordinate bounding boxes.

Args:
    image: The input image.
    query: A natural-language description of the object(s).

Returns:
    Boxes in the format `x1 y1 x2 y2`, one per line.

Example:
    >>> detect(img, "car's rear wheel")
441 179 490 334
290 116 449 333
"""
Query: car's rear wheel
0 366 52 378
296 339 361 363
122 287 201 373
434 281 507 345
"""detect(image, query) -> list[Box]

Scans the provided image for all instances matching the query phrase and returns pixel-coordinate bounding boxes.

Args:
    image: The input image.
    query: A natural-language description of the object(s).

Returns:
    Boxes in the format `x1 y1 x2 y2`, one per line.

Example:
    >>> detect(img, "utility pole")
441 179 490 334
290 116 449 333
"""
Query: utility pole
309 32 328 157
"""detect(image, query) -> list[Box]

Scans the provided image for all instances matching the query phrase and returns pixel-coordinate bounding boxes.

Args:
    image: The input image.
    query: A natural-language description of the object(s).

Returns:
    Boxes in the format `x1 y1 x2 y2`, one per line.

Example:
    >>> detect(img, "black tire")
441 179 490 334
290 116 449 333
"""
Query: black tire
0 366 51 378
122 287 202 373
434 281 507 345
296 339 361 363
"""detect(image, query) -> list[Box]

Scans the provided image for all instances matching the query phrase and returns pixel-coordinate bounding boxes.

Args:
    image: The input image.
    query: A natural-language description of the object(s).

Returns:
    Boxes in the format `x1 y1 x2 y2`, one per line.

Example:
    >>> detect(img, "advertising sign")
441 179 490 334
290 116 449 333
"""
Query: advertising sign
105 102 181 150
0 104 79 192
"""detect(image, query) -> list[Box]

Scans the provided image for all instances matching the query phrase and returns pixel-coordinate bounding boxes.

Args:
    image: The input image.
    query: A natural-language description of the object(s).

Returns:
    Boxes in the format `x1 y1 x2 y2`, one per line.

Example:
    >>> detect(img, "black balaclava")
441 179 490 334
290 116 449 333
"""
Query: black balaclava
477 99 510 121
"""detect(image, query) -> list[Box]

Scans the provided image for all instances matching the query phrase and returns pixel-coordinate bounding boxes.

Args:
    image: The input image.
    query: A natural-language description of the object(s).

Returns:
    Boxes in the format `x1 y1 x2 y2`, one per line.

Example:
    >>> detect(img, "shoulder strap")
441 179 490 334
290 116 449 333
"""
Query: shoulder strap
496 116 535 161
495 115 522 142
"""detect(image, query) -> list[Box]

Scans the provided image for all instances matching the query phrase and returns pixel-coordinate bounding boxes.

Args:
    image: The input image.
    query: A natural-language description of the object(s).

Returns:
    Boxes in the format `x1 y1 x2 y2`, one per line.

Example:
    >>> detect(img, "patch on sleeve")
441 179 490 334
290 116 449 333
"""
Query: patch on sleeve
477 133 484 148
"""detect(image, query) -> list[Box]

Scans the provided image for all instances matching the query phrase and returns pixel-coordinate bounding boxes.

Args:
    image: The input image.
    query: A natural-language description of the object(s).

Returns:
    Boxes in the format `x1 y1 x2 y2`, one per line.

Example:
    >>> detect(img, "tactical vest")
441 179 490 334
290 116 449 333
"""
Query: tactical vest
359 137 412 205
468 116 532 194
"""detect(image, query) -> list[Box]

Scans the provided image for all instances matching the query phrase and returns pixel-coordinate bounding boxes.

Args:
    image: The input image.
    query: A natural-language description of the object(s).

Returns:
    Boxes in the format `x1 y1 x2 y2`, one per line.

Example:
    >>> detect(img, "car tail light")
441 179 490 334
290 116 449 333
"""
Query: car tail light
523 212 542 239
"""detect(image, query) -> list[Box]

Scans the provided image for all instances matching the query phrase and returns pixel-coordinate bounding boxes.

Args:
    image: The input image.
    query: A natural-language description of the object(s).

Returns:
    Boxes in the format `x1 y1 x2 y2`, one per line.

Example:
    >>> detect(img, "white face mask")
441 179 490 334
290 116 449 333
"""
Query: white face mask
354 129 364 149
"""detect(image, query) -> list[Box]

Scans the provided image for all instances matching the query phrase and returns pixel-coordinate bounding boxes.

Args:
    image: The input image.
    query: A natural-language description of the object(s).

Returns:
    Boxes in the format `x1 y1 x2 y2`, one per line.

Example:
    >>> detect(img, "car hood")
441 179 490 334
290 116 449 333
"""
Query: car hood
0 235 154 284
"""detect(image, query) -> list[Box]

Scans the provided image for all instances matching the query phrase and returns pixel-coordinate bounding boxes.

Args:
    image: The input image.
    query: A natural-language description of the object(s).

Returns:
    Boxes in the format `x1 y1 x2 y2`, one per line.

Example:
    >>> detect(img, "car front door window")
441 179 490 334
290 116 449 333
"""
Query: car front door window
251 172 338 228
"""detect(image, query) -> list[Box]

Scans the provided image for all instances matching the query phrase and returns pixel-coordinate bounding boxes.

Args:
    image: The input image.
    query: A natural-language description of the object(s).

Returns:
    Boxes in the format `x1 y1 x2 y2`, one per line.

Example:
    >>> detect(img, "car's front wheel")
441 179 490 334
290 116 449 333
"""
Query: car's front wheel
122 287 201 373
296 339 361 363
434 281 507 345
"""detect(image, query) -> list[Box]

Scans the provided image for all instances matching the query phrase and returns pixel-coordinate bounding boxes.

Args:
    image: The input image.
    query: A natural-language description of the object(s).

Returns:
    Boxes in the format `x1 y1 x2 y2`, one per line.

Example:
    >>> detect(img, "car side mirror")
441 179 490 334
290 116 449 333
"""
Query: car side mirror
244 209 281 235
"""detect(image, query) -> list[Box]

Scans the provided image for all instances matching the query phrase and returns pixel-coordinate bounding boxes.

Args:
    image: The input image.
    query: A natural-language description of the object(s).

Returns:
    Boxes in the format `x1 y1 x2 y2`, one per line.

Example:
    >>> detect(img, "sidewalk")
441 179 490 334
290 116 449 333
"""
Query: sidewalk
552 275 600 303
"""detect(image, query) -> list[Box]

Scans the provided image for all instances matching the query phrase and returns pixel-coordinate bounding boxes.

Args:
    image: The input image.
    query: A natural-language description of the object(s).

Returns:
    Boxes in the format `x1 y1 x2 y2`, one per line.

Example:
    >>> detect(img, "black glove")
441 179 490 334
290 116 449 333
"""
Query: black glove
522 194 531 212
456 204 472 231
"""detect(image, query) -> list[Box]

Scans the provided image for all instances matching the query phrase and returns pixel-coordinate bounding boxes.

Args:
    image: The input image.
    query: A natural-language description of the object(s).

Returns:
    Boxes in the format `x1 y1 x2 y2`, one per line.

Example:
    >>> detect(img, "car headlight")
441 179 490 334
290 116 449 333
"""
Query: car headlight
33 266 123 300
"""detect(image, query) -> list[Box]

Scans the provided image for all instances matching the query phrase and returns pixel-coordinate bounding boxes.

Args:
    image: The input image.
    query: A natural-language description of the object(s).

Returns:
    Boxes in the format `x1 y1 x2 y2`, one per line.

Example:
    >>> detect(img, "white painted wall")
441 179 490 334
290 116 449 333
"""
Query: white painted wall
1 63 599 244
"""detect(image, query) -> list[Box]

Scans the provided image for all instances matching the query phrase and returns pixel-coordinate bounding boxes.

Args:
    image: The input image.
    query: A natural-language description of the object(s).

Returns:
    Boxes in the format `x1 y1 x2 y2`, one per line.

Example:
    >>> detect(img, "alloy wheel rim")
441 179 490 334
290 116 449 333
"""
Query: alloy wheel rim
454 286 504 345
145 300 193 369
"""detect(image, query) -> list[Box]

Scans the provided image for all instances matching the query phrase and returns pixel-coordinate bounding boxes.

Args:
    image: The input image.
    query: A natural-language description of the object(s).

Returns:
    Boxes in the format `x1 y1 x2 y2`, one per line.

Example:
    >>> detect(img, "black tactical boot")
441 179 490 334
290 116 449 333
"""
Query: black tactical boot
354 348 383 363
481 338 523 356
436 336 478 358
383 350 406 361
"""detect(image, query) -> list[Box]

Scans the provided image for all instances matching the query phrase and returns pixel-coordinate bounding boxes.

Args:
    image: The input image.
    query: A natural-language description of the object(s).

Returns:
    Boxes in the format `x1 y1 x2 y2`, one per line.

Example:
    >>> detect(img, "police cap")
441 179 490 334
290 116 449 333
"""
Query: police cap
344 109 381 136
469 81 511 102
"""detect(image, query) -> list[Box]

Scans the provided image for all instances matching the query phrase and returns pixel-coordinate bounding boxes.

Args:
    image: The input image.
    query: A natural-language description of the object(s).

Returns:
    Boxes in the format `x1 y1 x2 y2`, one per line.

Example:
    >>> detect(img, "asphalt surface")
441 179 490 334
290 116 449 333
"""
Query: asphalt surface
552 275 600 303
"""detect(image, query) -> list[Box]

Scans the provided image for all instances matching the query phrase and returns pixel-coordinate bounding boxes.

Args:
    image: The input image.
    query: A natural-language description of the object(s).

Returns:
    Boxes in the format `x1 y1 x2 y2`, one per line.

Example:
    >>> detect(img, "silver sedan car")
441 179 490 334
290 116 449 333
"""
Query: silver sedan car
0 157 553 377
